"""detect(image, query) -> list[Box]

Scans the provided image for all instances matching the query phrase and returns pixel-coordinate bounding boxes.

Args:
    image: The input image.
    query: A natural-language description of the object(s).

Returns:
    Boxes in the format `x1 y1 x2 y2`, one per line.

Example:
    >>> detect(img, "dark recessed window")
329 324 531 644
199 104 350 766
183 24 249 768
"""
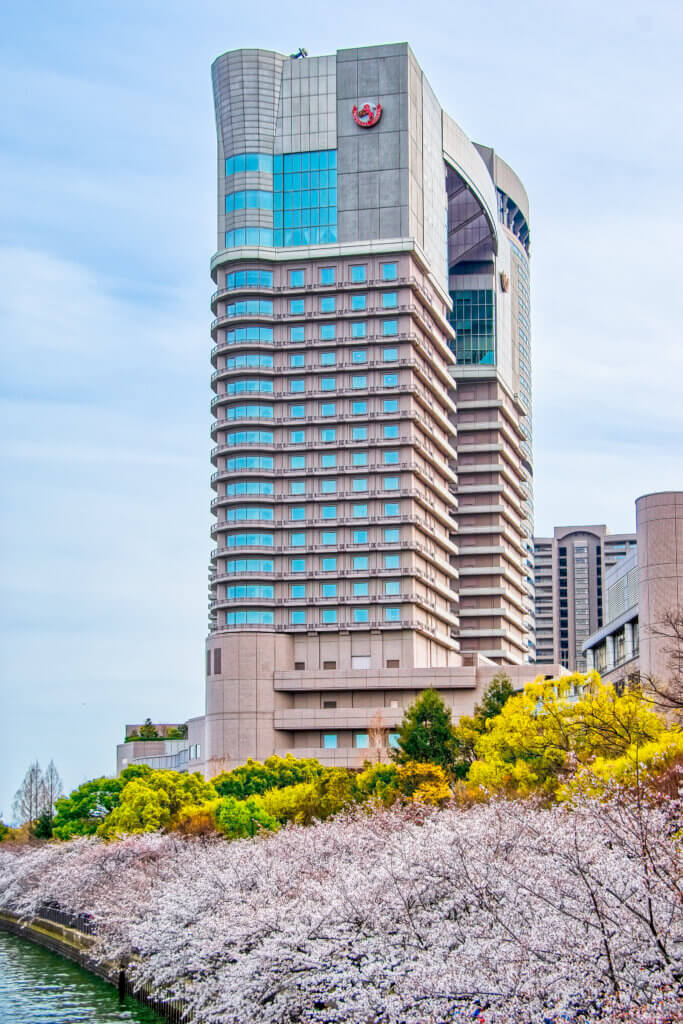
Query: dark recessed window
294 661 305 670
213 648 222 675
323 660 336 670
323 700 337 708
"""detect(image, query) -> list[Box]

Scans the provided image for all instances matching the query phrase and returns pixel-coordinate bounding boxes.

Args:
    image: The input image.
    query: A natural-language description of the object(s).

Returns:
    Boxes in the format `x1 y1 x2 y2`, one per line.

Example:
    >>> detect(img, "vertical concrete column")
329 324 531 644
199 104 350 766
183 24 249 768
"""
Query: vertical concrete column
585 648 594 671
623 622 633 662
605 634 614 671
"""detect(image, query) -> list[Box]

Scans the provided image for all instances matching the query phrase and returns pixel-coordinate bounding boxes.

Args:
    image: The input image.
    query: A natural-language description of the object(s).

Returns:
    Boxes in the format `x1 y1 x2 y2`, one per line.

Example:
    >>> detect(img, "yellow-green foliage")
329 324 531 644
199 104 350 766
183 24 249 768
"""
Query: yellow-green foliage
261 768 357 825
97 771 218 838
559 730 683 801
468 672 678 797
396 762 451 805
356 763 400 806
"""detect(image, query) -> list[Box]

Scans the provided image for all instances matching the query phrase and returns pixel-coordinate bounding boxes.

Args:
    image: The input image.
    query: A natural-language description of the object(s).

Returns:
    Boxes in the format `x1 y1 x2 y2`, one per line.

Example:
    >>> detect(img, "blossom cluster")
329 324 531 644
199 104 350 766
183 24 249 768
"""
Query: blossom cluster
0 793 680 1024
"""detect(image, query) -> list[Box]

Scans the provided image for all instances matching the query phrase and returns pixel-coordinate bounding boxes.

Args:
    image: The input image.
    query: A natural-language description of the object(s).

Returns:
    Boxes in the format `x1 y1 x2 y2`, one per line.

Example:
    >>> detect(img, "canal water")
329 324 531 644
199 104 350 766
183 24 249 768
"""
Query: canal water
0 930 165 1022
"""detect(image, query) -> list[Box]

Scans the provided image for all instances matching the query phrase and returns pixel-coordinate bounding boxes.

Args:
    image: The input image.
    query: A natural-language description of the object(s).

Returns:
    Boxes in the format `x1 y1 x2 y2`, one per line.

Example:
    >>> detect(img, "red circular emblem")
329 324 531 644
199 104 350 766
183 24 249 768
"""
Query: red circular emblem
352 102 382 128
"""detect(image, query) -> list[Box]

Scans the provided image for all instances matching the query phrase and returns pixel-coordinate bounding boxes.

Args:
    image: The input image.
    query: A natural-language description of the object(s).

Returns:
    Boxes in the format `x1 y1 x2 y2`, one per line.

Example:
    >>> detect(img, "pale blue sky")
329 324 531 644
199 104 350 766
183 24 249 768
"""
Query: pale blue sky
2 0 682 817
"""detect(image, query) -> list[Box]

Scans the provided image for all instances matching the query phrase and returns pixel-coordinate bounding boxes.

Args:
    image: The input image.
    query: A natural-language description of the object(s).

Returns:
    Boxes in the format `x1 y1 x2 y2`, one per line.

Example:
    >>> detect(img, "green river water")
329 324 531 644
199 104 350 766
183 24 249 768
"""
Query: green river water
0 930 165 1022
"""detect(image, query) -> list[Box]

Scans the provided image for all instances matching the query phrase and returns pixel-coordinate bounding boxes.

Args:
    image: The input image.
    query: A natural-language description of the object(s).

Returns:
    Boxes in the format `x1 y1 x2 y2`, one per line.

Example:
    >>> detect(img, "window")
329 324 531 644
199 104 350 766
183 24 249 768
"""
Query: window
321 428 336 442
291 558 306 572
226 584 274 599
224 190 274 213
224 354 274 371
350 265 366 283
226 507 274 522
290 507 305 520
290 455 306 469
352 427 367 440
290 353 305 367
383 424 398 438
351 349 367 363
272 150 338 248
225 153 273 174
448 288 495 366
352 452 368 466
290 404 305 418
321 377 336 391
290 379 305 393
290 326 305 342
385 607 401 621
353 504 367 518
352 375 367 389
290 299 305 314
322 699 337 708
225 299 274 318
388 732 400 749
321 479 337 493
323 660 337 669
384 528 399 542
382 320 398 336
289 269 304 287
225 228 274 247
354 581 369 596
321 531 337 545
291 610 306 624
226 404 273 421
382 292 398 308
213 648 221 675
354 732 370 748
226 533 274 548
320 324 336 340
225 378 274 396
354 608 369 623
225 609 275 625
225 481 274 497
322 557 337 571
351 322 367 338
383 399 398 413
322 583 337 597
225 558 274 573
385 580 400 595
353 478 368 492
290 429 305 443
381 262 398 281
353 532 368 545
321 505 337 519
383 373 398 387
384 451 399 464
383 477 399 490
226 270 273 290
225 456 274 472
384 502 399 516
290 532 306 546
320 402 336 417
352 401 367 415
321 454 336 468
384 555 400 569
225 326 274 345
226 430 274 447
351 294 367 310
353 556 368 569
383 348 398 361
321 351 336 366
322 609 337 623
320 266 335 285
323 733 338 749
320 296 335 313
291 584 305 598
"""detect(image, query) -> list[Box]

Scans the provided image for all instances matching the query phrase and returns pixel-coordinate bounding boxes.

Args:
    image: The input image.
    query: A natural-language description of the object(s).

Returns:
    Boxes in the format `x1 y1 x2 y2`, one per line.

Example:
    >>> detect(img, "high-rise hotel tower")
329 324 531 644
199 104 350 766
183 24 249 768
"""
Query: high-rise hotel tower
201 43 552 774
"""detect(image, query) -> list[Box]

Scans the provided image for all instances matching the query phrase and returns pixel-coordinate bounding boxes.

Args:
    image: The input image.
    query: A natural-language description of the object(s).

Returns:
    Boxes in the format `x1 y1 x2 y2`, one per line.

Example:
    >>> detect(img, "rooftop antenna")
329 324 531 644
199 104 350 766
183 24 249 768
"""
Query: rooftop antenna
290 47 308 59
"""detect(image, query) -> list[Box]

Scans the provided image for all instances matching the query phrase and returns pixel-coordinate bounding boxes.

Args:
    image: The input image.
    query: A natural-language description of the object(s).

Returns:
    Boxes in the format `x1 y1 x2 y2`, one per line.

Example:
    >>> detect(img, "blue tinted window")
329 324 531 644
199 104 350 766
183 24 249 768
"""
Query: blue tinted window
383 348 398 362
320 324 336 340
224 326 273 345
354 609 369 623
351 322 367 338
352 401 367 415
353 556 368 569
322 505 337 519
291 584 306 598
351 265 366 283
273 151 338 247
225 431 273 446
289 269 305 287
352 452 367 466
382 320 398 336
383 373 398 387
322 583 337 597
320 428 336 442
290 405 305 418
290 532 306 546
383 399 398 413
322 609 337 624
385 607 400 621
383 424 399 438
352 376 366 389
321 479 336 493
384 528 399 542
290 379 305 393
226 558 274 573
291 610 306 624
226 405 273 420
384 502 399 516
323 733 338 748
321 351 336 366
291 558 306 572
225 300 273 318
388 732 400 748
385 580 400 595
352 427 367 440
351 294 367 310
225 191 273 213
353 478 368 492
381 262 398 281
321 402 336 417
320 266 335 284
226 533 273 547
353 530 368 544
382 292 398 308
290 480 305 494
225 228 274 248
321 454 336 468
290 429 305 443
290 353 305 367
290 507 305 520
320 296 335 313
225 153 273 175
384 555 400 569
290 299 305 314
225 609 274 625
353 504 368 517
352 349 367 363
290 455 306 469
384 451 399 464
226 584 274 599
290 326 305 342
226 270 273 290
322 557 337 571
353 582 369 596
321 531 336 545
321 377 336 391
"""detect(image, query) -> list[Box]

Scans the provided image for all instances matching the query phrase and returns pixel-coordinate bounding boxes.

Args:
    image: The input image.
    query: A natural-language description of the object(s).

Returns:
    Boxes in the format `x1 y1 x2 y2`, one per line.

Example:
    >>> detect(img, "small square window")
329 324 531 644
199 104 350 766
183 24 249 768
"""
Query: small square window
384 528 399 542
320 296 335 313
383 374 398 387
321 505 337 519
352 452 367 466
353 556 368 569
322 583 337 597
352 375 367 389
352 427 367 440
383 348 398 362
388 732 400 748
353 532 368 545
289 269 305 287
351 294 367 310
351 349 367 364
290 479 305 494
290 326 305 342
321 479 337 493
321 351 336 366
383 424 398 438
291 610 306 624
382 292 398 308
290 532 306 546
290 299 305 314
383 399 398 413
381 262 398 281
320 266 335 285
290 404 305 418
385 580 400 595
351 265 366 283
322 699 337 708
291 584 306 598
353 504 368 517
321 402 336 417
321 531 337 545
384 555 400 569
323 732 338 748
351 322 367 338
321 428 336 442
322 557 337 571
321 377 336 391
353 478 368 492
354 732 370 748
291 558 306 572
322 609 337 624
290 379 305 393
320 324 336 340
321 454 336 468
352 401 367 415
384 451 399 464
290 429 305 443
382 320 398 336
383 476 399 490
354 581 369 596
290 455 306 469
385 607 400 621
384 502 399 516
290 353 305 367
290 507 305 520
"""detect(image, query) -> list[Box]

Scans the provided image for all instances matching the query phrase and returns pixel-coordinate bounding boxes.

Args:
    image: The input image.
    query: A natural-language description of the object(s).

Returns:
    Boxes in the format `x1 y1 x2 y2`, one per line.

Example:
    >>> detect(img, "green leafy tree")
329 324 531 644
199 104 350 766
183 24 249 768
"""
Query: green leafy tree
212 754 326 799
0 820 9 842
165 725 188 739
97 770 218 838
356 762 400 806
452 674 515 779
32 811 54 839
137 718 159 740
214 795 279 839
52 765 152 839
391 689 458 771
